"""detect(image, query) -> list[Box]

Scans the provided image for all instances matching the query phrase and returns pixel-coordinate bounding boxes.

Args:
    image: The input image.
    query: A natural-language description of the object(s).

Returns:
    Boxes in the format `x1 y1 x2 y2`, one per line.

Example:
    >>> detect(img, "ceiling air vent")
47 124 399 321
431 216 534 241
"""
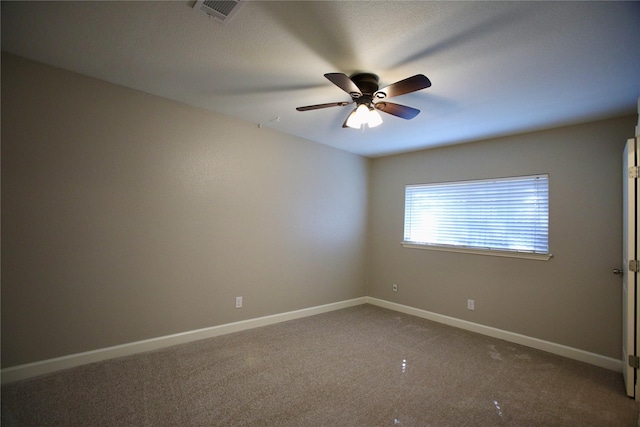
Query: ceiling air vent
194 0 242 23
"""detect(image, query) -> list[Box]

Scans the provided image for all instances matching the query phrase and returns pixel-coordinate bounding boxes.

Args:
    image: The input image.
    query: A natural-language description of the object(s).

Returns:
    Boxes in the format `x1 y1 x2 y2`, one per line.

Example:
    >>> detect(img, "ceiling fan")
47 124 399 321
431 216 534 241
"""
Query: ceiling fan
296 72 431 129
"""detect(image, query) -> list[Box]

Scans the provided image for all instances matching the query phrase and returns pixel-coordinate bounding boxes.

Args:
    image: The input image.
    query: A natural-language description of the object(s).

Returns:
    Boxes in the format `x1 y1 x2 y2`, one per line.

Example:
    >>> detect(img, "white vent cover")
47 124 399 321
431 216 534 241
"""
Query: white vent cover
194 0 242 22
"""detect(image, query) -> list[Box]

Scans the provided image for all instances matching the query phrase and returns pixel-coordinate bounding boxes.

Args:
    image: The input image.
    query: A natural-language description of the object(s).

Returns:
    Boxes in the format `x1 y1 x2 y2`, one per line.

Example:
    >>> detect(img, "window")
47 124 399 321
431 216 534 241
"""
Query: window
402 175 550 260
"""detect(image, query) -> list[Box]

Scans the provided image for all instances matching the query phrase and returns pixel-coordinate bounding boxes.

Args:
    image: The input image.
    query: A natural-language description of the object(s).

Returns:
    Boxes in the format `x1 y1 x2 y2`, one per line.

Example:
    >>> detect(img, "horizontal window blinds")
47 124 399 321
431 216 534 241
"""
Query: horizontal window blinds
404 175 549 254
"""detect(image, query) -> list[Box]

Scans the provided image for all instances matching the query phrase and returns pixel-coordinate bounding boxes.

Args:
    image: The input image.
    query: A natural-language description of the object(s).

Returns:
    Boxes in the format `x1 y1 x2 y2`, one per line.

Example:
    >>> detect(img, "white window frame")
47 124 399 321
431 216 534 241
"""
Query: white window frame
402 174 552 261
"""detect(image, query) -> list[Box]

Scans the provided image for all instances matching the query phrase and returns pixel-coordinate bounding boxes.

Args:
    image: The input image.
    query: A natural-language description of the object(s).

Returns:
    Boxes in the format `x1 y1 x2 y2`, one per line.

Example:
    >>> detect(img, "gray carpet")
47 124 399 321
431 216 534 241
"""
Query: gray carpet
2 304 639 426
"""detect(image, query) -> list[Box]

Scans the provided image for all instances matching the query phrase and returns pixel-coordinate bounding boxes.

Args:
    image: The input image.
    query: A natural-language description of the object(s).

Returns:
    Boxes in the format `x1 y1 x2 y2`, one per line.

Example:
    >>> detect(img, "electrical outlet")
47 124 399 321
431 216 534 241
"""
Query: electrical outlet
235 296 243 308
392 283 398 292
467 299 475 310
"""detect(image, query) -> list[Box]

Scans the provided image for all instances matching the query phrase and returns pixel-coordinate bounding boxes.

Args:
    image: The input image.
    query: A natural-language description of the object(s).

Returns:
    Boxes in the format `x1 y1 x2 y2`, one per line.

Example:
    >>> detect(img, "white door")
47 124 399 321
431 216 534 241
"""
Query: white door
622 137 638 398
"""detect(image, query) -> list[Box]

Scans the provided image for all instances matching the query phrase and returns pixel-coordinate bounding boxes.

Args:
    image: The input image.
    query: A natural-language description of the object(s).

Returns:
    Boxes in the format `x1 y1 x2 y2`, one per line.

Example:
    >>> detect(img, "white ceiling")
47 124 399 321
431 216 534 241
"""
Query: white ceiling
2 1 639 157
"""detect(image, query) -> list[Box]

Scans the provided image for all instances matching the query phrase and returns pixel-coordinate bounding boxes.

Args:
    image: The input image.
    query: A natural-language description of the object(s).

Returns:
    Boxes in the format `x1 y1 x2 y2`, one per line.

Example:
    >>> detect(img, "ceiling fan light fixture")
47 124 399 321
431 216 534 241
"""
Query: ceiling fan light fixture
346 104 370 129
346 104 384 129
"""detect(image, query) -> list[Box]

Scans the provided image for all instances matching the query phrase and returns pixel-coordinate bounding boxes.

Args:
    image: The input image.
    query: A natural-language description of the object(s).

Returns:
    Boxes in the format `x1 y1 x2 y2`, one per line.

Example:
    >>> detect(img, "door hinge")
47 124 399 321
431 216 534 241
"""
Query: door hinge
629 166 640 179
629 355 640 369
630 260 640 272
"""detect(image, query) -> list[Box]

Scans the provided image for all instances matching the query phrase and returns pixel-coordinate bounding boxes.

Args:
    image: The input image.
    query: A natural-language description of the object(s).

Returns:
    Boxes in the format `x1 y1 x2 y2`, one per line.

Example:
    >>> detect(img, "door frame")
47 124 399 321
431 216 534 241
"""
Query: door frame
623 137 639 399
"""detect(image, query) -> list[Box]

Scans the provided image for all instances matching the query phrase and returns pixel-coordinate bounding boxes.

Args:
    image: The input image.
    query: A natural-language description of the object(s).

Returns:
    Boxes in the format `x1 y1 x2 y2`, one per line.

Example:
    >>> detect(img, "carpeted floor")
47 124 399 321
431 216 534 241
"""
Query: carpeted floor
2 304 639 426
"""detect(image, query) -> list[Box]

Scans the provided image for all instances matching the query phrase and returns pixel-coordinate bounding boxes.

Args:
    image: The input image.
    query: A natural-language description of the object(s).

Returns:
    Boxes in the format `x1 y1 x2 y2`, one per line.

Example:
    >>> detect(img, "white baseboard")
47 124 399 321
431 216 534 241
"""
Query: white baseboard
2 295 621 384
0 297 367 385
365 297 621 372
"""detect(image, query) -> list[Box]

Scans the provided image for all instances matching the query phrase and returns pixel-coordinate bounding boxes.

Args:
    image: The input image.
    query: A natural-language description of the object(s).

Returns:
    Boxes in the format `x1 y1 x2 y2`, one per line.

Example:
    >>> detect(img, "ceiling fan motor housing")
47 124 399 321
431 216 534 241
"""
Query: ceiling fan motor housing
350 73 379 95
350 73 380 105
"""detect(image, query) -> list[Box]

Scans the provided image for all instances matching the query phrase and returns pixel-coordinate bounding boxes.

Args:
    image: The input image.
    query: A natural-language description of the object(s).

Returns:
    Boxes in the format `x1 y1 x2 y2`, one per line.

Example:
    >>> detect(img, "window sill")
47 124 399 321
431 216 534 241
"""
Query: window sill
401 242 552 261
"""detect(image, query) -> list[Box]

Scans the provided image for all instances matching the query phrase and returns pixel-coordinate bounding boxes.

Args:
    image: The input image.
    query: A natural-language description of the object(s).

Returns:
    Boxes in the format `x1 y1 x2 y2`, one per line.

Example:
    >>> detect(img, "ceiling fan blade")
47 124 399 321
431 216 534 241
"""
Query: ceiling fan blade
374 74 431 99
296 101 351 111
324 73 363 98
375 102 420 120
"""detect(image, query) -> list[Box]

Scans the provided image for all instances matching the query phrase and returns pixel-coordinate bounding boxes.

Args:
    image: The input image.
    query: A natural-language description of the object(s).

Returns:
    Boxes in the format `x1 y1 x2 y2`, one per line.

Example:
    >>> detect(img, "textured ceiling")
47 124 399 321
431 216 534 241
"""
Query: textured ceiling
2 1 639 157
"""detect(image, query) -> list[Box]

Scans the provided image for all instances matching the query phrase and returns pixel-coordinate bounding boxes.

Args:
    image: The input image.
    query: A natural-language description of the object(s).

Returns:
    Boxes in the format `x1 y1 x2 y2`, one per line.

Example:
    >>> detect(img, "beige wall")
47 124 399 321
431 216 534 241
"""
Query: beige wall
369 115 636 359
1 53 369 367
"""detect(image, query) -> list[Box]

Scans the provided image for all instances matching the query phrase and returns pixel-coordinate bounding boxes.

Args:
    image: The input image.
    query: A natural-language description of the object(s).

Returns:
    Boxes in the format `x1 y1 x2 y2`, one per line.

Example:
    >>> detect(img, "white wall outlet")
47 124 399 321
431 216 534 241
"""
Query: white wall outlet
467 299 475 310
392 283 398 292
235 296 243 308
